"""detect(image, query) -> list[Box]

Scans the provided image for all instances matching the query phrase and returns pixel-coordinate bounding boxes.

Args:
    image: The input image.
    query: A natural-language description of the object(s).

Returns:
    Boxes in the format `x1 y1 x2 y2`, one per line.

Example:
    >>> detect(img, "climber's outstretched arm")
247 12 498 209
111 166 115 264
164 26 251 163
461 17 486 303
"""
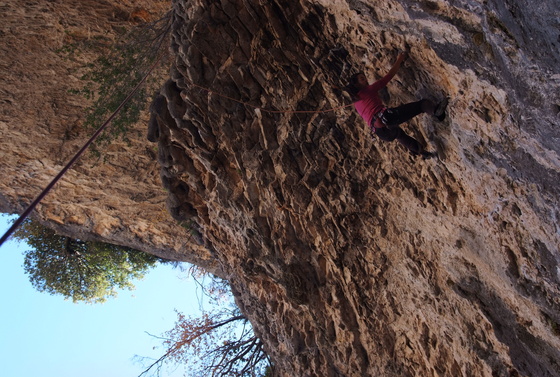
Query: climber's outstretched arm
372 51 409 89
385 52 408 80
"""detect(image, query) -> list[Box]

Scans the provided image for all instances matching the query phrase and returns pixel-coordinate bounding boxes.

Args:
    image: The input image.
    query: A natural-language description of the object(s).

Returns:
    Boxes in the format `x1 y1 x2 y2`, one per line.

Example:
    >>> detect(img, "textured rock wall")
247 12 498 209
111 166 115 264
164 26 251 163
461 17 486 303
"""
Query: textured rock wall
149 0 560 376
2 0 560 375
0 0 225 272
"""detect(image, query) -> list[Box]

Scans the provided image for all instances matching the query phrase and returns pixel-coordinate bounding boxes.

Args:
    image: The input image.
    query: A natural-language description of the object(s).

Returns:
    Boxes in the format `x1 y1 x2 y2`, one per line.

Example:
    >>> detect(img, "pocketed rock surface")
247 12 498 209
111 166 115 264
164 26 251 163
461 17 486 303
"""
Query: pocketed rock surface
149 1 560 376
0 0 222 271
2 0 560 376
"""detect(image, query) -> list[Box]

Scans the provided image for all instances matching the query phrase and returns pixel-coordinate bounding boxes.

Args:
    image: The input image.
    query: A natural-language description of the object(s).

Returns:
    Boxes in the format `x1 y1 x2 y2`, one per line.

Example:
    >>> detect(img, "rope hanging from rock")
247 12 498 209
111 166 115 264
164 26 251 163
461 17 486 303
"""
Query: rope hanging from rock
186 79 354 114
1 55 351 248
0 53 166 248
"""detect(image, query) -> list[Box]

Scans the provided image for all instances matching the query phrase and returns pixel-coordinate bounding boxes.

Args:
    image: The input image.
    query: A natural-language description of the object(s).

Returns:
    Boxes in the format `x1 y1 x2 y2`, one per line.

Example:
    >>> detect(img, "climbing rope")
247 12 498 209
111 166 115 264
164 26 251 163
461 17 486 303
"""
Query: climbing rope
0 53 166 248
186 79 354 114
1 56 353 248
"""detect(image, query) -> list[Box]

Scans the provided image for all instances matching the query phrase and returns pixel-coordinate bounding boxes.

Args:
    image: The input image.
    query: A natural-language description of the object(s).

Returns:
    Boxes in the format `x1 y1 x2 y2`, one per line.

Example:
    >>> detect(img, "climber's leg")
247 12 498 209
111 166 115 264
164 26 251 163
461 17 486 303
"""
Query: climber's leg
374 126 435 158
381 99 435 128
395 130 423 155
374 126 401 142
376 126 422 154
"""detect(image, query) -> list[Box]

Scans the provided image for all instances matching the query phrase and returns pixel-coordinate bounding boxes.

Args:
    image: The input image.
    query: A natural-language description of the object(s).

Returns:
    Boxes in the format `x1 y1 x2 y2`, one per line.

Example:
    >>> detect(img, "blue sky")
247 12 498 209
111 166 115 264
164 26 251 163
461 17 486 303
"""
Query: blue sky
0 213 212 377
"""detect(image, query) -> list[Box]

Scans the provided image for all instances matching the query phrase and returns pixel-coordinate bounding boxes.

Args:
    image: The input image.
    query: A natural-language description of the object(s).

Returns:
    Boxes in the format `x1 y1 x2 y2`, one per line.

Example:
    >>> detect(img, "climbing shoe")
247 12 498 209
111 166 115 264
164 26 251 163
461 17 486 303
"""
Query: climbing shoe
434 98 449 121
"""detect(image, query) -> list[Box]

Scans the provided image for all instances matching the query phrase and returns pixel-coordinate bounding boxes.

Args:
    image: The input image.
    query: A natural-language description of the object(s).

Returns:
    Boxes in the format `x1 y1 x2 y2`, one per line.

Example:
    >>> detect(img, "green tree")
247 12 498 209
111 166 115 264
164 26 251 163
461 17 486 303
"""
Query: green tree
13 218 165 303
62 10 172 153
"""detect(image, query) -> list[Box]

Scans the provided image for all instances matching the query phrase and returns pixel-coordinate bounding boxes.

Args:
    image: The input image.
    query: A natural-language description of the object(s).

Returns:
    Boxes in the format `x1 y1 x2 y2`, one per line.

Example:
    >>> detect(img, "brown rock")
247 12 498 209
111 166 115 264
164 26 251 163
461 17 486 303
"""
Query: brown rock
2 0 560 376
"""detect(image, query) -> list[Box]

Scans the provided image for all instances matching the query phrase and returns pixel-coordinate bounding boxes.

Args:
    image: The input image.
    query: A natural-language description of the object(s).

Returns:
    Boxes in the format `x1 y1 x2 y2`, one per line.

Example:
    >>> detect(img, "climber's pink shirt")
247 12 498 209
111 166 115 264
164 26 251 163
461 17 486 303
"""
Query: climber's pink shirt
353 72 395 126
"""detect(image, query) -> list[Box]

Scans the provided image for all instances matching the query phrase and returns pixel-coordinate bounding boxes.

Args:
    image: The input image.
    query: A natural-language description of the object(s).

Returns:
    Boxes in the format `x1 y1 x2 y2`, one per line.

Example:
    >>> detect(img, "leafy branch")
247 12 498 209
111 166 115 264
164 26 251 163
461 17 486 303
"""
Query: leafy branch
138 288 273 377
65 10 172 154
12 218 167 303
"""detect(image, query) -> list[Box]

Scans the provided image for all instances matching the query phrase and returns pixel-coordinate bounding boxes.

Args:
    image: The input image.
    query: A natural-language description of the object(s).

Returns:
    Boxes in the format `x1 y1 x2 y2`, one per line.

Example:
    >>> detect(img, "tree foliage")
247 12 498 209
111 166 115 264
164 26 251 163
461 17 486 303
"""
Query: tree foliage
63 9 172 153
13 218 164 303
141 309 270 377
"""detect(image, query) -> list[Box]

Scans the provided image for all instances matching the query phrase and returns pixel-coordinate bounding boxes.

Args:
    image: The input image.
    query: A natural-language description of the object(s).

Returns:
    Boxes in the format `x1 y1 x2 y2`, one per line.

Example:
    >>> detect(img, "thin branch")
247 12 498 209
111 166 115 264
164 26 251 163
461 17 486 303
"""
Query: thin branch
144 331 173 342
138 343 181 377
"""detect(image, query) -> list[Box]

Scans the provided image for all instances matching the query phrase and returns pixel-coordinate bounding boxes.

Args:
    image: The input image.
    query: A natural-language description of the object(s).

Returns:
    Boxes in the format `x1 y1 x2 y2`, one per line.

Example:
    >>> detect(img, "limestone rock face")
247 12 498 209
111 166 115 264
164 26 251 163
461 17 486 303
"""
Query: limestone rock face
149 0 560 376
2 0 560 376
0 0 222 273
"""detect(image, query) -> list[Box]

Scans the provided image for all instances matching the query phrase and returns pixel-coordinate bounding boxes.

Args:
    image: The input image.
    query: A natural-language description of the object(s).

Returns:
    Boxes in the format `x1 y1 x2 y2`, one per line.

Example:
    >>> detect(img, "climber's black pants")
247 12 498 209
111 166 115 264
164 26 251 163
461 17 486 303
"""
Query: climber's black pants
373 100 427 155
374 127 422 155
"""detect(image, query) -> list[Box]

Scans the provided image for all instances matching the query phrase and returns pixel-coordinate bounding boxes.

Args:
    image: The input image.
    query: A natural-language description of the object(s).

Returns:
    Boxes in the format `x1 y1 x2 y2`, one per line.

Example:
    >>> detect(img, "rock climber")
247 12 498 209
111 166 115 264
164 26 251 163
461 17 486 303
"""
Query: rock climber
344 51 447 159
